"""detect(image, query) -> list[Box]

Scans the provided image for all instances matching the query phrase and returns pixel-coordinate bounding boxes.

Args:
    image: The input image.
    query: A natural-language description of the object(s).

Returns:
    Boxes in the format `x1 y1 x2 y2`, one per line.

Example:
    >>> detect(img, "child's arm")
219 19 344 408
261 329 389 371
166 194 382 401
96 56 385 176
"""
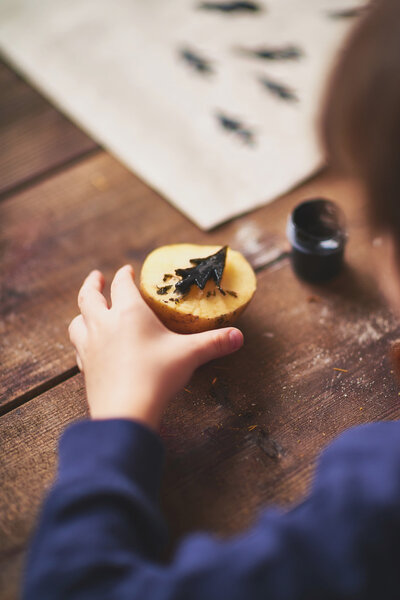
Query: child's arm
22 267 400 599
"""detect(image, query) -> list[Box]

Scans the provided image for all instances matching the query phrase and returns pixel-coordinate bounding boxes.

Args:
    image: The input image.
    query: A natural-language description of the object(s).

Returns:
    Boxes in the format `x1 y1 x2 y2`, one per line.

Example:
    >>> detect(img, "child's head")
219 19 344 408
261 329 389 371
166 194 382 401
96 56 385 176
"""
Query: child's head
321 0 400 306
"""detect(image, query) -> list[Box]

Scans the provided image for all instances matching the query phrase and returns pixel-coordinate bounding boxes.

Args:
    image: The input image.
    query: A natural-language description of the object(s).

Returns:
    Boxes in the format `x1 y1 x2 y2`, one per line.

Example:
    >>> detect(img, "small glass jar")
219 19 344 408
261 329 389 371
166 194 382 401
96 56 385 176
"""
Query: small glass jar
286 198 347 282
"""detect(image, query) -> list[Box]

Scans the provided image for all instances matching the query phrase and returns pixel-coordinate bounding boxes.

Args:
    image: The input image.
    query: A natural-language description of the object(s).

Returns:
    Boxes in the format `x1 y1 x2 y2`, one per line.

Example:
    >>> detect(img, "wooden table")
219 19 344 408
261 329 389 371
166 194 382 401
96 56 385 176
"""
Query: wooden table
1 58 399 600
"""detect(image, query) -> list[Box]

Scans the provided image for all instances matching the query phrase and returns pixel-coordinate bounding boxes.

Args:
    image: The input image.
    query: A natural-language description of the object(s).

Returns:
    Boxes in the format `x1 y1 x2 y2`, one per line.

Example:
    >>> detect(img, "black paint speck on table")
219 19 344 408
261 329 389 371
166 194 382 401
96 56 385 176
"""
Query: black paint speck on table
179 47 214 75
236 45 303 61
216 112 256 146
198 1 263 13
259 76 298 102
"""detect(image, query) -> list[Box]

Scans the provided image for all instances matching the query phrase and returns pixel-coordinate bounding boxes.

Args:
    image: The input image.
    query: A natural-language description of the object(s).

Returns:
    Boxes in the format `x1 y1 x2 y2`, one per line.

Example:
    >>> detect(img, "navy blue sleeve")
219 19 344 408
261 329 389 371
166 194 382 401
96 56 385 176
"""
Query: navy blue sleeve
23 419 400 600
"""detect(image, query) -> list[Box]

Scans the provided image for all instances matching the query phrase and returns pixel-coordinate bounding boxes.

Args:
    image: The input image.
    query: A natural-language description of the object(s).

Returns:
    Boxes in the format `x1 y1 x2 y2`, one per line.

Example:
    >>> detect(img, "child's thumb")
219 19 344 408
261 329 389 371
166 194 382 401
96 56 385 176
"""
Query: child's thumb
189 327 243 367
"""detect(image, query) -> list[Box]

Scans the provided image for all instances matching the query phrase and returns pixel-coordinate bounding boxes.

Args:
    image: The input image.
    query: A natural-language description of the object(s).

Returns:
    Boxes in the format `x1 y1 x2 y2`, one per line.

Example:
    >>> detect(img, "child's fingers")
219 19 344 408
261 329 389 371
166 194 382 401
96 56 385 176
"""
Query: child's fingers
68 314 87 351
185 327 244 368
78 270 107 321
110 265 142 309
75 351 83 371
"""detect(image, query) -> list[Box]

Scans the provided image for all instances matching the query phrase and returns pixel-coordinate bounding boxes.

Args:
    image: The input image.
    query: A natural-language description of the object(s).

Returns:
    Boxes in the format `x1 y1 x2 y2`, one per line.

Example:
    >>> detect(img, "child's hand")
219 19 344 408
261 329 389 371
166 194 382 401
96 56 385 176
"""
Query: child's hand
68 266 244 430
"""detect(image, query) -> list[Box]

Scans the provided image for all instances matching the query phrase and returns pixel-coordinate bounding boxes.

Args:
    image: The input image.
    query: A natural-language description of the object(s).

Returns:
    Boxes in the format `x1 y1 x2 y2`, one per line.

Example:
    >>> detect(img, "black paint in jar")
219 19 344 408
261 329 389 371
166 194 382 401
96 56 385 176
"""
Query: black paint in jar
286 198 347 282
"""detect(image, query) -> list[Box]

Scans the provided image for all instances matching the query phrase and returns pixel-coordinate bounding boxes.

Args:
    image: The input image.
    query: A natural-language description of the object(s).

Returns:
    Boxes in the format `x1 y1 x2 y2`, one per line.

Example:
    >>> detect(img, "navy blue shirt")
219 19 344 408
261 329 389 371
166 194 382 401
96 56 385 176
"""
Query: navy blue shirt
23 419 400 599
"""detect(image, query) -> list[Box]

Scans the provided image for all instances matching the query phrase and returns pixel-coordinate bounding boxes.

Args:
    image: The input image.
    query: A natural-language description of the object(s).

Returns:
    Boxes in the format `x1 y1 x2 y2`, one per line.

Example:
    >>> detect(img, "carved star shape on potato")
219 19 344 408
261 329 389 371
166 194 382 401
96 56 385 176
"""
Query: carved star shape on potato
174 246 228 294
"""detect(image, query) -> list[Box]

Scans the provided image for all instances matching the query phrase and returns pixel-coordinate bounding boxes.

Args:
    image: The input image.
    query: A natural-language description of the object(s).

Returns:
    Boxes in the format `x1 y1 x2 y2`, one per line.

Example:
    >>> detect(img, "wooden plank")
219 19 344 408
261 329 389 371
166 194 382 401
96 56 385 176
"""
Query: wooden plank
1 250 399 598
0 59 97 195
0 147 371 410
0 376 87 600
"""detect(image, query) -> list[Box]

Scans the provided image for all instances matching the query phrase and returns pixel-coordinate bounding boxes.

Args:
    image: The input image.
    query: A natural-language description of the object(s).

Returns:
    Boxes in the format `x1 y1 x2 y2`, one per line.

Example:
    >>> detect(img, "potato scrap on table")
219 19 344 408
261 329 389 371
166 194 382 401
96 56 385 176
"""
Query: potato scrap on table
140 244 256 333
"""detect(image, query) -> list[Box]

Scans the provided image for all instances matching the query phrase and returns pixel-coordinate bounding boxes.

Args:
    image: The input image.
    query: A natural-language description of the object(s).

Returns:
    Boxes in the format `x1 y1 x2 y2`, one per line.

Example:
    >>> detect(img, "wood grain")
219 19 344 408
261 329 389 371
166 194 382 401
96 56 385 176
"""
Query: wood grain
0 376 88 600
1 243 399 598
0 146 377 411
0 59 97 196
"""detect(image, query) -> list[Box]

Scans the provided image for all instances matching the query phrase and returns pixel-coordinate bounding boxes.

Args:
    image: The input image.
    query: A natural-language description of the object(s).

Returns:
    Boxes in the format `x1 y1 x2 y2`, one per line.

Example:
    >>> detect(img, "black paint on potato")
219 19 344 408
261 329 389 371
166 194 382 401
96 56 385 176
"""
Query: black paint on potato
175 246 228 294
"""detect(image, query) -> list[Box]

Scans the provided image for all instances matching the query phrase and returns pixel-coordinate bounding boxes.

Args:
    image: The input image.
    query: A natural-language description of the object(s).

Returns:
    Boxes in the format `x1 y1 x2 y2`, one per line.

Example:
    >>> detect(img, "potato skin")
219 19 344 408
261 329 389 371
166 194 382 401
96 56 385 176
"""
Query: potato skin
141 287 252 333
140 244 256 334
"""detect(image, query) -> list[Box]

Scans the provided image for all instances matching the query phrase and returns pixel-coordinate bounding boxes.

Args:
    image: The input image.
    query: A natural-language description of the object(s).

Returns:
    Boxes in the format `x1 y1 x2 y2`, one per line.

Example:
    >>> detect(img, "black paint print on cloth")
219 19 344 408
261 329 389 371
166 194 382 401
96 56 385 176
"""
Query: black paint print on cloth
216 112 256 146
198 2 263 14
236 44 303 60
327 6 365 19
259 76 298 102
179 47 214 75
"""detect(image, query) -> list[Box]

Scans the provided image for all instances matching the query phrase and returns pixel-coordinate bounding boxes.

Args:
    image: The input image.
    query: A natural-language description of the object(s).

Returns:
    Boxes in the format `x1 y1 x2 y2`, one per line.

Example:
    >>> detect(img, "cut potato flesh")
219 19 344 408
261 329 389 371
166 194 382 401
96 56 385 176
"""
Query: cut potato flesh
140 244 256 333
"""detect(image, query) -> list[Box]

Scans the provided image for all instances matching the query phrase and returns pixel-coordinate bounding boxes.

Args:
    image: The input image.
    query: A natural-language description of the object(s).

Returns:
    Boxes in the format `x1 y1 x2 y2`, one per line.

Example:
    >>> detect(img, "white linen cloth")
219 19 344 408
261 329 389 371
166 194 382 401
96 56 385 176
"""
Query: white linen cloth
0 0 364 228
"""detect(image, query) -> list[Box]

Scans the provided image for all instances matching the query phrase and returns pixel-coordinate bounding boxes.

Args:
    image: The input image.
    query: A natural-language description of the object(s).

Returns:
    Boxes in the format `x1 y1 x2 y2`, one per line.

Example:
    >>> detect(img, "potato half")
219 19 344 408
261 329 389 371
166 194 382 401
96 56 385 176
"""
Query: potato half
140 244 256 333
